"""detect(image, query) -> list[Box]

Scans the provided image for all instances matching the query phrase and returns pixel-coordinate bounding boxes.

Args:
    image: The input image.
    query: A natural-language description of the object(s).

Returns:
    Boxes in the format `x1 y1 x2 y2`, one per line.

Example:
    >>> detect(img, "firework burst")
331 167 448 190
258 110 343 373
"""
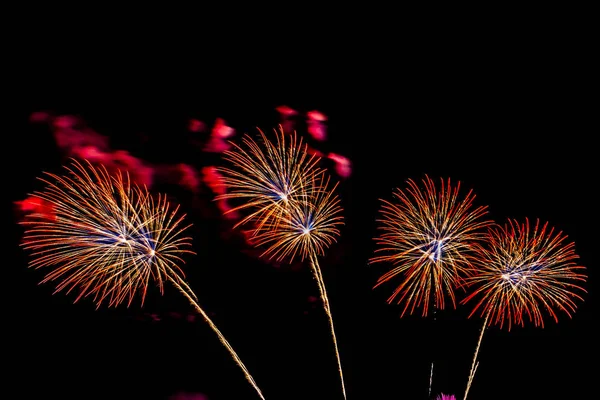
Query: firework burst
219 129 347 399
461 218 586 400
216 126 323 232
20 159 266 399
370 175 492 317
252 174 344 262
20 159 195 307
462 218 587 330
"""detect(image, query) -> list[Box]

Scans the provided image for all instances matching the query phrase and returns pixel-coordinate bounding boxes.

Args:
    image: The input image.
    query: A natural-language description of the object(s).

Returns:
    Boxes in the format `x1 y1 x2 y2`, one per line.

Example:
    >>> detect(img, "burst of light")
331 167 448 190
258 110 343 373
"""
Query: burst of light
251 174 343 263
20 159 195 308
370 175 492 317
461 218 587 330
216 126 324 232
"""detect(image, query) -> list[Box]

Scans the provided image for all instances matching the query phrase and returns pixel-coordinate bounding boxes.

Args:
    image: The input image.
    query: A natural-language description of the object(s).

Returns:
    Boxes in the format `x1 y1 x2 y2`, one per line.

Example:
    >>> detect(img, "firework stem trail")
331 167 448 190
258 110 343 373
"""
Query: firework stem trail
463 313 489 400
309 252 346 400
169 276 266 400
429 303 438 397
429 362 434 398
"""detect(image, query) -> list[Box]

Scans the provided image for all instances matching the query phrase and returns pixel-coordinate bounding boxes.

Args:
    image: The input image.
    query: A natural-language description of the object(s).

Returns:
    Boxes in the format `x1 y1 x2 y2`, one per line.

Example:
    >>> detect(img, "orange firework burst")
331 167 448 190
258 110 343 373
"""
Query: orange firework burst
462 218 587 330
20 159 266 400
216 126 323 232
460 218 586 400
252 174 344 262
370 175 492 317
21 159 195 307
219 128 347 399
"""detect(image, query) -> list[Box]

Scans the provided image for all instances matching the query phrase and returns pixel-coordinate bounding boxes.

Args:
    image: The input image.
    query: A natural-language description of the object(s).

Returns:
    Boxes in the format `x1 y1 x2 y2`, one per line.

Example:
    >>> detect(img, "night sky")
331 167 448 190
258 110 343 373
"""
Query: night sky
8 58 595 400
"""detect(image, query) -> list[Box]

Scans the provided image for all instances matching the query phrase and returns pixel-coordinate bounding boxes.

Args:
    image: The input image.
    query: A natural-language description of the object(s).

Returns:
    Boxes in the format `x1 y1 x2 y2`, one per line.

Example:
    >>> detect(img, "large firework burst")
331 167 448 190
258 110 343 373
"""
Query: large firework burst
20 159 195 306
370 175 492 317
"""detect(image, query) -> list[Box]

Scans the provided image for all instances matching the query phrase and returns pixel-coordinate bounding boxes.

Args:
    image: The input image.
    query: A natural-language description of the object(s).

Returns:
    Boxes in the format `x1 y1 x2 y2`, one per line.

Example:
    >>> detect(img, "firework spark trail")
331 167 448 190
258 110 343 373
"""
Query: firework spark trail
428 303 437 397
460 218 587 399
370 176 492 317
169 277 266 400
462 313 487 400
218 130 347 398
20 160 267 399
428 362 434 398
309 252 346 400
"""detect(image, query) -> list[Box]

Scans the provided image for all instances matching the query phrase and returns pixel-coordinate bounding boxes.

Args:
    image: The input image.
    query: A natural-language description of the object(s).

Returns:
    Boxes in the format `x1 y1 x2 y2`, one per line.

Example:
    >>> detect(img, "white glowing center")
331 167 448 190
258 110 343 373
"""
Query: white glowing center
427 240 444 262
502 272 527 282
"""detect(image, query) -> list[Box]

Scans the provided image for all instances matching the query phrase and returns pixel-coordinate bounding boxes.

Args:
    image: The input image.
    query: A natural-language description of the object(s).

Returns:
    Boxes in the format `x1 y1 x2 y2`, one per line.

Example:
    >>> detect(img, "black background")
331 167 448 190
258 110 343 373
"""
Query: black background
7 43 596 400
